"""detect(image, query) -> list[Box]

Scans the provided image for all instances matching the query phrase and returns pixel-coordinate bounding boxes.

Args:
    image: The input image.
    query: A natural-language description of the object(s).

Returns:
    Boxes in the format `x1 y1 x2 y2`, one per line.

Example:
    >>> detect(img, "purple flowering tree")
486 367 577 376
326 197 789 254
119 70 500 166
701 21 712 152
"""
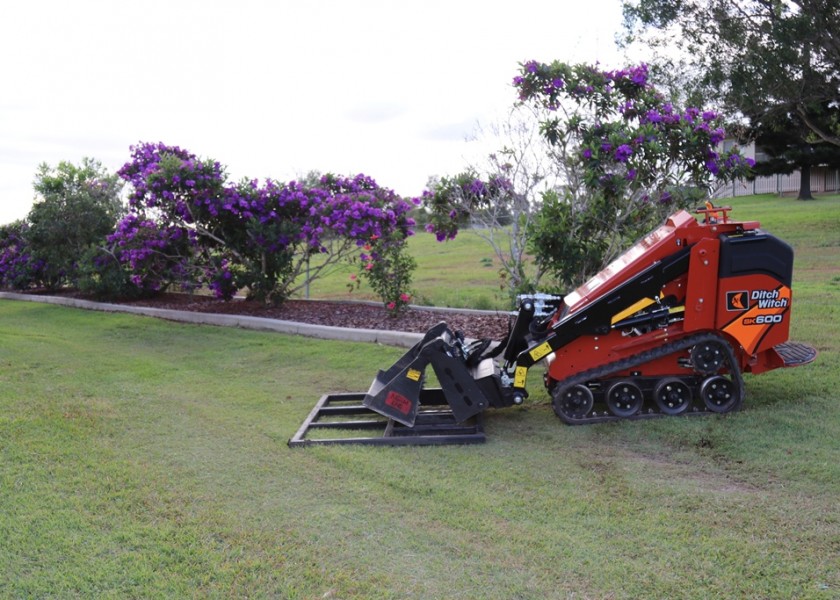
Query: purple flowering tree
514 62 752 201
97 215 196 297
511 60 754 288
115 142 416 309
0 221 46 289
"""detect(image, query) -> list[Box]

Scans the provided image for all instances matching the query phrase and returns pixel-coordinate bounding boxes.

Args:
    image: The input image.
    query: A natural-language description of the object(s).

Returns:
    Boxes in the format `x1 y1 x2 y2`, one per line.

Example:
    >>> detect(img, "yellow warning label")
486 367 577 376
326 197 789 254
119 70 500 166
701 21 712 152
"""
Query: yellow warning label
514 366 528 388
406 368 422 381
529 342 552 362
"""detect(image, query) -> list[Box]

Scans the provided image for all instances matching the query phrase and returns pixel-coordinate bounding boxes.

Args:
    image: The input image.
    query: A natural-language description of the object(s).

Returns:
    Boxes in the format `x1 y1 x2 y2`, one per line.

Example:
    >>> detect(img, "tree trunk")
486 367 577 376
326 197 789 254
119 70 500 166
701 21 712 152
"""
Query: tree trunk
798 164 814 200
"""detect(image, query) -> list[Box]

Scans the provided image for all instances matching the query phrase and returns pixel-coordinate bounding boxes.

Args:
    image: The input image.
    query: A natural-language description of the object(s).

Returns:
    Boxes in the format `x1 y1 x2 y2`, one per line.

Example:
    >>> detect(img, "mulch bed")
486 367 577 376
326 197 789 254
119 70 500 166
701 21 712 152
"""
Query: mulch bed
81 292 514 341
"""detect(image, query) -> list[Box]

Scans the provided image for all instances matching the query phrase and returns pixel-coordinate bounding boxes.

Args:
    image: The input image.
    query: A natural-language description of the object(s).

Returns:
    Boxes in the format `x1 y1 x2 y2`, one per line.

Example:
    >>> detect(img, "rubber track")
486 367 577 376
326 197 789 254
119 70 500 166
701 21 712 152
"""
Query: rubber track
551 332 745 425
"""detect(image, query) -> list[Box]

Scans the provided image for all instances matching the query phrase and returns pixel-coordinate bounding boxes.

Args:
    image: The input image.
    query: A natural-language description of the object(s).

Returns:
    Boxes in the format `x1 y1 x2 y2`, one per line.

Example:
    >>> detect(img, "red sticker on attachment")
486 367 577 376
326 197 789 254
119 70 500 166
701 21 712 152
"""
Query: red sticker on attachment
385 391 413 415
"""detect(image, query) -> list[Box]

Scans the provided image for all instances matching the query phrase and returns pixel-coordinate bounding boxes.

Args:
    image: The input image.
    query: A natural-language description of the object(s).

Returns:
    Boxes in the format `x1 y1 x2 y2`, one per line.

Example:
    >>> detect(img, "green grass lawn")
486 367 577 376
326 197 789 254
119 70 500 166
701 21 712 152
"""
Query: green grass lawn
296 227 532 310
1 194 839 598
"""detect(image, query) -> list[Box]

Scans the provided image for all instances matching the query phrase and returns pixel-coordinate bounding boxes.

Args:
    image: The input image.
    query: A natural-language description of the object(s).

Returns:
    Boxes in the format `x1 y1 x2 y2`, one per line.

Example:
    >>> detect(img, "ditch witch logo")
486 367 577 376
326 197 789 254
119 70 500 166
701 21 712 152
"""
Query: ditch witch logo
727 289 789 311
726 291 749 311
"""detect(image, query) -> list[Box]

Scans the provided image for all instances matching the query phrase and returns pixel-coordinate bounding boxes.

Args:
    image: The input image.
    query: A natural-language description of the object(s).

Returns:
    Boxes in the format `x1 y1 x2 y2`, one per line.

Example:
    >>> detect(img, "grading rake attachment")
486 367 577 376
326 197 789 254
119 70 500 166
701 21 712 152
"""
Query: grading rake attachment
291 205 817 447
288 322 503 446
288 390 486 447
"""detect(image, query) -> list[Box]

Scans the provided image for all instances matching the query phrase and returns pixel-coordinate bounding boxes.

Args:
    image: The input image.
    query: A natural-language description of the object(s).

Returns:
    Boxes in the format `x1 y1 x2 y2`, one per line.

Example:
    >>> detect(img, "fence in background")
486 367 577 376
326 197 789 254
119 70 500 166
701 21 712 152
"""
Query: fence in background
713 167 840 198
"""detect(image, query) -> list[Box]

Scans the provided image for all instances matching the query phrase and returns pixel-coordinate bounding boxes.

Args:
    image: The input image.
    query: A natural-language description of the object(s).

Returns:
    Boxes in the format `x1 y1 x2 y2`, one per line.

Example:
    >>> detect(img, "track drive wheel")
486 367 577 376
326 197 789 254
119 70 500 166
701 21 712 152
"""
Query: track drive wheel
690 341 727 375
700 375 739 413
653 378 692 415
605 381 643 418
553 384 594 423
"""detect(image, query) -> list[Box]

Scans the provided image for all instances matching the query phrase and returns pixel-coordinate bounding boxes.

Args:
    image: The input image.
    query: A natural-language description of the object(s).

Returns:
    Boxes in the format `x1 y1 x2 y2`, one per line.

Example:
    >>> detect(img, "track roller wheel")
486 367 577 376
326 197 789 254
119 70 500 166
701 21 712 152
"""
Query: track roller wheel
700 375 739 413
653 378 692 415
605 381 643 418
553 384 594 422
690 341 727 375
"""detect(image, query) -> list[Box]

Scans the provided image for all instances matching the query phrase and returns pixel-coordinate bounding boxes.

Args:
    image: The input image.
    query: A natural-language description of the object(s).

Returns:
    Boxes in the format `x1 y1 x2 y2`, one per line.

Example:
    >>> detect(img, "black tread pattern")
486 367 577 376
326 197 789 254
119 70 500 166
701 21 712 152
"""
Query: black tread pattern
551 332 745 425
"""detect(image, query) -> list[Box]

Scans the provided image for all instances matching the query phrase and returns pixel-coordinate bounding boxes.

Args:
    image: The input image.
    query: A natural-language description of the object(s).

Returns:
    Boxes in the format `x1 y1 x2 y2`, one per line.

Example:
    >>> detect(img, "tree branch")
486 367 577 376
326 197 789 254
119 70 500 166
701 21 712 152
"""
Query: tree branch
796 104 840 146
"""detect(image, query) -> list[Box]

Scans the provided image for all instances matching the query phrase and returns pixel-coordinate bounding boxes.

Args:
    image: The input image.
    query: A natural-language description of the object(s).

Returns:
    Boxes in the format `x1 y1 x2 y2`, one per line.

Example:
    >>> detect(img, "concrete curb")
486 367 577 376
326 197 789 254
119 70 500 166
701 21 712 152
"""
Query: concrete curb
0 292 427 348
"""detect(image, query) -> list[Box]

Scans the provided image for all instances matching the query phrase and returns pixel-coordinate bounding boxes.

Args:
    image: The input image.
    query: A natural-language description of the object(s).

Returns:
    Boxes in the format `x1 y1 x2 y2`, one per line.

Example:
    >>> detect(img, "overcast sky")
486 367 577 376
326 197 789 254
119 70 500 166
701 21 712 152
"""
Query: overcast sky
0 0 627 225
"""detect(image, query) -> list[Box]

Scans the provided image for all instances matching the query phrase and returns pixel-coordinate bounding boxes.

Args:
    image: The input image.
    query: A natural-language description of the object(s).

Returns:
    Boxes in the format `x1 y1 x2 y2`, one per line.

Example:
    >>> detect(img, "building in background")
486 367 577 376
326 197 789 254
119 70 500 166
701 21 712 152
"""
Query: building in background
713 140 840 198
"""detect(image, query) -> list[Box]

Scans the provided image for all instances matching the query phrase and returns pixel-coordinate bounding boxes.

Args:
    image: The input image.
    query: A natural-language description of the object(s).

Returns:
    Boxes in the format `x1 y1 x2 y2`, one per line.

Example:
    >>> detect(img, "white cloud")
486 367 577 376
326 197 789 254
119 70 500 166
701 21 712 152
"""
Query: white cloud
0 0 625 224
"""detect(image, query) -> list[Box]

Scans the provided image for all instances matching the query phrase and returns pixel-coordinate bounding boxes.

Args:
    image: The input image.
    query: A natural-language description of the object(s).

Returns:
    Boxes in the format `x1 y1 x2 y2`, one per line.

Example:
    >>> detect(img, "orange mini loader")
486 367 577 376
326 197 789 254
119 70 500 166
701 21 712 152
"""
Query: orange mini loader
290 205 816 446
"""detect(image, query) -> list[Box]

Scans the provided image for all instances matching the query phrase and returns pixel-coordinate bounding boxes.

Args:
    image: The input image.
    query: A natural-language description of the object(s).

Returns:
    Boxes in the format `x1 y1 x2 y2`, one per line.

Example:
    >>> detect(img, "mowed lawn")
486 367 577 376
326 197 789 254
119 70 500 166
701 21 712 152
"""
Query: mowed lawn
1 195 839 598
294 226 531 310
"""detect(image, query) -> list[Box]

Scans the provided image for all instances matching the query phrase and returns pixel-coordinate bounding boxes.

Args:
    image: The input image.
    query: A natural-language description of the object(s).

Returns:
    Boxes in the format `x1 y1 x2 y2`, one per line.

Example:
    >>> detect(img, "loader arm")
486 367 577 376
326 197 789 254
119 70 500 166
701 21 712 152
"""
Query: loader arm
502 247 691 396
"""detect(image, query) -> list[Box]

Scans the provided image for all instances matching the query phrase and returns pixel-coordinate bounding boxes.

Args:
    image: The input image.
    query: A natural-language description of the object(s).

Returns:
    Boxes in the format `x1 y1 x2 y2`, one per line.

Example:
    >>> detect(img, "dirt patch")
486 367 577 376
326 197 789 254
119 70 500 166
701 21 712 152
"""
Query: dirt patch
630 451 761 494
